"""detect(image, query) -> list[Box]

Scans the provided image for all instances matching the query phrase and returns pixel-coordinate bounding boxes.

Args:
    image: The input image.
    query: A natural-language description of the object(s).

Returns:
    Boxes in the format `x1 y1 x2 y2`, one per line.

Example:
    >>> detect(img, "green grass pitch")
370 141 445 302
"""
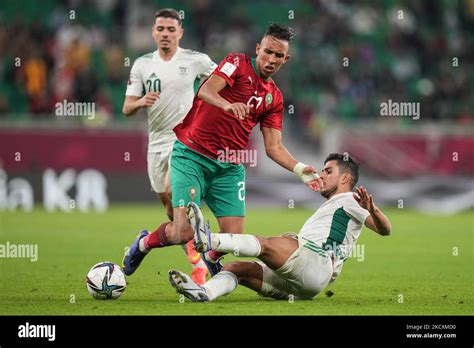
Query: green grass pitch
0 205 472 315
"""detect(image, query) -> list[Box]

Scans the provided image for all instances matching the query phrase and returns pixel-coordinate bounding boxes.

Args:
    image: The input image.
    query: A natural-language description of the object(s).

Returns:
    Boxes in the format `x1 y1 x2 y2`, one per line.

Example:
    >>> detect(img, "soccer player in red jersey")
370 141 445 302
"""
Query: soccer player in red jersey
123 24 323 277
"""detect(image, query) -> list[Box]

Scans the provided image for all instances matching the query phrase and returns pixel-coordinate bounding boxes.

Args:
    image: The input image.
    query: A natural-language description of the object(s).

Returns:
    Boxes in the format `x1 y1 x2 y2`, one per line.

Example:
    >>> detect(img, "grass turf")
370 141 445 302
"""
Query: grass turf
0 205 472 315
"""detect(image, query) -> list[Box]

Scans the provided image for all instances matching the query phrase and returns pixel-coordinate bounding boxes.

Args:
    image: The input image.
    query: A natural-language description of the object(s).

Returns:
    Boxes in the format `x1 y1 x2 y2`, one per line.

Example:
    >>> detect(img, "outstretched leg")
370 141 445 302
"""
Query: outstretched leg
168 261 263 302
122 206 194 276
203 216 245 266
194 236 298 301
195 224 299 270
221 261 263 293
169 200 301 301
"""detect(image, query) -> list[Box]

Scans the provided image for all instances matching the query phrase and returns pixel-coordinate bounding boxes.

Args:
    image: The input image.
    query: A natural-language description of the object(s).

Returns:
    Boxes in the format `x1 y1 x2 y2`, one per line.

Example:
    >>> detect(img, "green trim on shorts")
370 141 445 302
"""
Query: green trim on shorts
302 237 328 258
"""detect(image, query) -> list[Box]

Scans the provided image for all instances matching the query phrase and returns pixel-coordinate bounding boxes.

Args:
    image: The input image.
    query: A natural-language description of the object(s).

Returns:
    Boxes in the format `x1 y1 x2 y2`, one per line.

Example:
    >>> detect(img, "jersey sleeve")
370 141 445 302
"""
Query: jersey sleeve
197 53 217 79
343 196 370 224
259 94 284 131
125 59 144 97
211 53 241 87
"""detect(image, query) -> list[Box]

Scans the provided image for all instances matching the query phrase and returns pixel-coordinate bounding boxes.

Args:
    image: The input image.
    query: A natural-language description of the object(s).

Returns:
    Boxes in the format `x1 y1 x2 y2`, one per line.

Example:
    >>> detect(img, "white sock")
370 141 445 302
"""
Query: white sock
210 234 261 257
138 238 150 253
203 271 238 301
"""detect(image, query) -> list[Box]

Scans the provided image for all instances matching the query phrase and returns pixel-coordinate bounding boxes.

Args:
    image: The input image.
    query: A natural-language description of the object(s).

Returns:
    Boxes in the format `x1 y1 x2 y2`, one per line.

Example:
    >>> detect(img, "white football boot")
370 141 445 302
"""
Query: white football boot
168 269 210 302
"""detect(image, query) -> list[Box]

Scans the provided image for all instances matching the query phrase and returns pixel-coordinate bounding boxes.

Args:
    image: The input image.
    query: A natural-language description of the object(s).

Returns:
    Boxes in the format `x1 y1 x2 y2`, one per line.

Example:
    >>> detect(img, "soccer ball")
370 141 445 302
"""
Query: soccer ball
85 262 126 300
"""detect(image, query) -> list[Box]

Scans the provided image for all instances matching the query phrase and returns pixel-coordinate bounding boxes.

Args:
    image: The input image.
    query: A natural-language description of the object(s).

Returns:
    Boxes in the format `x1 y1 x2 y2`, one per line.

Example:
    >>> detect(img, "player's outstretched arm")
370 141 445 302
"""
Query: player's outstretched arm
198 75 249 120
261 127 323 191
122 93 160 116
354 186 392 236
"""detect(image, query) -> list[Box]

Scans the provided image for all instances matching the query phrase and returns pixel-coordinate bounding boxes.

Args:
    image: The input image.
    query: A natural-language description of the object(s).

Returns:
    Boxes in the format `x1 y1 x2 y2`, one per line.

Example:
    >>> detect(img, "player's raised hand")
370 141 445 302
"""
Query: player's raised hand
354 186 375 213
225 102 250 120
139 92 160 108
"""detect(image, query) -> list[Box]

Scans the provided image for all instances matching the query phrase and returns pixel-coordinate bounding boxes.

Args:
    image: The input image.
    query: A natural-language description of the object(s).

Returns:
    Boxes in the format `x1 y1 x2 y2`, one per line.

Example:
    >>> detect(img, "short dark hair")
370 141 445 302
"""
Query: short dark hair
324 153 360 189
154 8 182 26
264 23 294 42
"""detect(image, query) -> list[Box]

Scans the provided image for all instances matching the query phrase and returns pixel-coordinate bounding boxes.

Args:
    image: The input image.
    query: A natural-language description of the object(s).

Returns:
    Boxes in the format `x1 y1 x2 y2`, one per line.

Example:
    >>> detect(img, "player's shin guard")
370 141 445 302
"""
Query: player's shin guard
202 271 238 301
211 234 261 257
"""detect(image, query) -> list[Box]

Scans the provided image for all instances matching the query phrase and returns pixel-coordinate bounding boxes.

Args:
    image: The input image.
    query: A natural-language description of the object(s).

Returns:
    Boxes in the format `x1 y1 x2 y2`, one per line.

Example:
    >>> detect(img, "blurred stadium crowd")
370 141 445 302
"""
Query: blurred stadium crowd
0 0 472 212
0 0 473 136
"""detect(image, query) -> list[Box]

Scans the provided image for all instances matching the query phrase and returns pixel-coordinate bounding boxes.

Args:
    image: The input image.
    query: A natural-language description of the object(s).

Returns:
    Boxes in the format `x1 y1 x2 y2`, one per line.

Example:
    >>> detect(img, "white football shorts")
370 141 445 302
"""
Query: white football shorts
256 242 333 300
147 147 173 193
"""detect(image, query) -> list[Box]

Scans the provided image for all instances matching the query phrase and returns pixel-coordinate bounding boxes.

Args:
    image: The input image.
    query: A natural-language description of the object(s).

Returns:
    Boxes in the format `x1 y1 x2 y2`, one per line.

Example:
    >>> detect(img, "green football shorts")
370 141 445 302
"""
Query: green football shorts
170 140 246 217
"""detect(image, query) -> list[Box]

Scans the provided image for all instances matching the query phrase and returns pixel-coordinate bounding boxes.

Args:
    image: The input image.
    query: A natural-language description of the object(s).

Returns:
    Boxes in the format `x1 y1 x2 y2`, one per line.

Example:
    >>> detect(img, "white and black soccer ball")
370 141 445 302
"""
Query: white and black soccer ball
86 262 126 300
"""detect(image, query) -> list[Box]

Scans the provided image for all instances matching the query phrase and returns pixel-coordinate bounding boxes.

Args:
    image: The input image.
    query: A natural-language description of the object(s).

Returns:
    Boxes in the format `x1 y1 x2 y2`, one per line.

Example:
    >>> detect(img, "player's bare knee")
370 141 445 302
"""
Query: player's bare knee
222 262 237 273
222 262 246 281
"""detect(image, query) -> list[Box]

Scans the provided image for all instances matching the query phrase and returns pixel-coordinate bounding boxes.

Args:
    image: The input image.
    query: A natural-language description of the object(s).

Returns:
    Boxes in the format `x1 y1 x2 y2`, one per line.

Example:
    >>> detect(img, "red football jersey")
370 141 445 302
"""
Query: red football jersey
173 53 284 160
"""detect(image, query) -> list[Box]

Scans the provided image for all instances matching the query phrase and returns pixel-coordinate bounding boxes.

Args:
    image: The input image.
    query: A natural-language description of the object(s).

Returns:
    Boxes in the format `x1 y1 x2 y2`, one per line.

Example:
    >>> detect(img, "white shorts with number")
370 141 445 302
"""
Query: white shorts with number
256 243 333 300
147 148 173 193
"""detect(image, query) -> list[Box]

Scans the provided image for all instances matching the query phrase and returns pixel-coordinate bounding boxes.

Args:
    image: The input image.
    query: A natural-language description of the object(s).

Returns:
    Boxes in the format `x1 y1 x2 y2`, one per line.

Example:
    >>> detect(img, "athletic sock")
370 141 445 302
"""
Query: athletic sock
210 233 261 257
141 222 172 251
138 238 150 253
202 271 238 301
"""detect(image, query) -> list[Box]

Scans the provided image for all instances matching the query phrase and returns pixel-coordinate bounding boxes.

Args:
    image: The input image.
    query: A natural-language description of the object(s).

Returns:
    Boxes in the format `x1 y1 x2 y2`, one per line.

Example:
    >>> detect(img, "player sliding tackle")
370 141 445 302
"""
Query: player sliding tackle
123 23 323 278
168 154 392 302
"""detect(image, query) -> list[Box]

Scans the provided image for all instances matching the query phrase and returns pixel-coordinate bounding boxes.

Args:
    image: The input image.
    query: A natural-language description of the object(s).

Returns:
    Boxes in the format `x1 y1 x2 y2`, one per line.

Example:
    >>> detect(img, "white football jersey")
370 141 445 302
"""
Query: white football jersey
126 48 217 152
298 192 370 281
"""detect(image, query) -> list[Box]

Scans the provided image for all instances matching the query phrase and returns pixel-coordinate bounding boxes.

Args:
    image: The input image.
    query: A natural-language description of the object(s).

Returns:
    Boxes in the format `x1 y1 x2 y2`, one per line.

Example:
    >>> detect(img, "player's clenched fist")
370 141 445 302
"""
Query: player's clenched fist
224 102 250 120
139 92 160 108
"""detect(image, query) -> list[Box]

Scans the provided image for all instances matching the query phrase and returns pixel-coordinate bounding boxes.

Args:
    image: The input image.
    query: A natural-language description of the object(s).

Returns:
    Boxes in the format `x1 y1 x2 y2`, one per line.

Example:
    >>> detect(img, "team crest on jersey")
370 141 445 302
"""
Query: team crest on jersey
265 93 273 105
178 66 189 76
